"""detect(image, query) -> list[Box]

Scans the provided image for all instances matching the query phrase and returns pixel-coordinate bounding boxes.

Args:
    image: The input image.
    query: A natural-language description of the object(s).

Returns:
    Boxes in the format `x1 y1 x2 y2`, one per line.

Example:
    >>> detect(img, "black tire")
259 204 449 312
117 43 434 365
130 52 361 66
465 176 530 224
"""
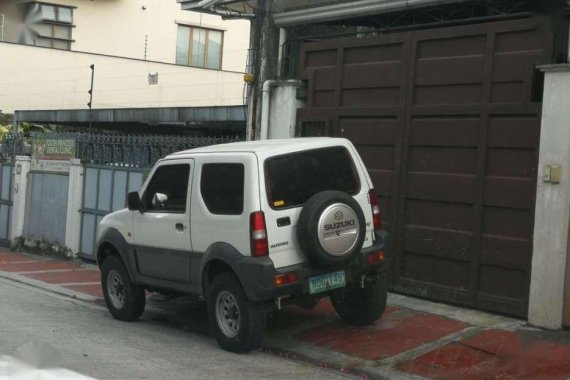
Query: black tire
207 273 266 353
101 256 146 322
297 190 366 270
331 274 387 326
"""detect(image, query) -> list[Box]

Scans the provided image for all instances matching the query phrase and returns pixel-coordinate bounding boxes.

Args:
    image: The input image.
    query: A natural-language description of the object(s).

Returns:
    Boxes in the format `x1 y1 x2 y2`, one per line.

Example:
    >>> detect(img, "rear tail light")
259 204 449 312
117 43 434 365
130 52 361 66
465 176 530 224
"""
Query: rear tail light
250 211 268 257
274 272 297 287
367 251 385 265
368 189 382 231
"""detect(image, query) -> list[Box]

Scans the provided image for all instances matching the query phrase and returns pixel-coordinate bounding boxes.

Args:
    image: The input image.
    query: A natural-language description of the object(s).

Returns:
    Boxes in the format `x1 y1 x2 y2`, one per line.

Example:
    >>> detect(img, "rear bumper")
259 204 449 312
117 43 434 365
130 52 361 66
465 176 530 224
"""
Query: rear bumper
236 230 392 302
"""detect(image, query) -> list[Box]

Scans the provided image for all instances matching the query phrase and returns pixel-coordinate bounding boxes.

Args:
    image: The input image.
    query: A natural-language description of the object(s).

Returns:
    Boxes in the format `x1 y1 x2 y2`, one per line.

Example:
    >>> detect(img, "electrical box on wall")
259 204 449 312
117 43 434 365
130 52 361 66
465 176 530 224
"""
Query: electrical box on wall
543 164 562 184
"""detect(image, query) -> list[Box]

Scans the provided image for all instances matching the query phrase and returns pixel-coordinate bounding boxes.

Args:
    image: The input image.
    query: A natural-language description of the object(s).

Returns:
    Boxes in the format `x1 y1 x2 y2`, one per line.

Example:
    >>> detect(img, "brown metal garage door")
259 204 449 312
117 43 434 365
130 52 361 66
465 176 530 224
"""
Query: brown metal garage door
297 16 553 317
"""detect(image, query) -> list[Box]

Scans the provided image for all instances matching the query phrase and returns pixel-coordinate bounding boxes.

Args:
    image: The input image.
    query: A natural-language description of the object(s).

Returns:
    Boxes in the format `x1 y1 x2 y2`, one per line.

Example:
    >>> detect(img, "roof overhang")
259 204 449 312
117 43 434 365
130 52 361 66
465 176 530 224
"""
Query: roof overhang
14 106 246 134
176 0 473 25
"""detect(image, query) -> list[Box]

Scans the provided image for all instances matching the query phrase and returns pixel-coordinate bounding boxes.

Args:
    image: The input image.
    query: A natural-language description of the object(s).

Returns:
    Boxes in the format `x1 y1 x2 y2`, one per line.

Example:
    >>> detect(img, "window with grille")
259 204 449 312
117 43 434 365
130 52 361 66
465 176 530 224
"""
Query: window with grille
32 4 74 50
176 25 224 70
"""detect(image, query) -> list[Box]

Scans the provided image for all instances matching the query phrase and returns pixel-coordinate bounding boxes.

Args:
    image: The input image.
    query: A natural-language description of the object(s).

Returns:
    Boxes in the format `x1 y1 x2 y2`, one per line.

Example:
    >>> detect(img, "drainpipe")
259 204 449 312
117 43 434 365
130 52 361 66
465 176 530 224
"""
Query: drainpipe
277 27 288 78
260 80 277 140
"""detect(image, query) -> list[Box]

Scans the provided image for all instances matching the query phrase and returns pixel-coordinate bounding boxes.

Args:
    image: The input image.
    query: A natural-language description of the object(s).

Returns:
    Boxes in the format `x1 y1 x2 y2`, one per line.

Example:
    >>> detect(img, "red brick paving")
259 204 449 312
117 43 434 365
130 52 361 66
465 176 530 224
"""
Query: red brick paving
24 269 100 284
64 284 103 298
0 260 81 272
268 299 338 332
399 330 570 380
0 253 40 263
298 309 468 361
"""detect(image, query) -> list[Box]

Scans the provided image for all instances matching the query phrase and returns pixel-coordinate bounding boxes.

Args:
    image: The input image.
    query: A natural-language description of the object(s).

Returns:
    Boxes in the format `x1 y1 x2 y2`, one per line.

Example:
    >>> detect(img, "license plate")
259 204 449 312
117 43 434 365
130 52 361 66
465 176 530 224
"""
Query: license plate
309 271 346 295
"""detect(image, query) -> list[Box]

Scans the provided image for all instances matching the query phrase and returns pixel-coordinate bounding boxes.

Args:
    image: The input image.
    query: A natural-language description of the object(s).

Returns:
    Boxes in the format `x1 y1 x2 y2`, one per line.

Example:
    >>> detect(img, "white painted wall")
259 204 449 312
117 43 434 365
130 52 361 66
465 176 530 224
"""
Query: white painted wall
0 42 245 113
528 64 570 330
0 0 250 72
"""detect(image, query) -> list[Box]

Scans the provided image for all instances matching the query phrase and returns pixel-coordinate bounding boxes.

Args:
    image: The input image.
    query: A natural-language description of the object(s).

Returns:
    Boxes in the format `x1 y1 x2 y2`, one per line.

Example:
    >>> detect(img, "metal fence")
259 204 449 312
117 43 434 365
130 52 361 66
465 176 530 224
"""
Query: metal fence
75 133 241 168
1 132 242 168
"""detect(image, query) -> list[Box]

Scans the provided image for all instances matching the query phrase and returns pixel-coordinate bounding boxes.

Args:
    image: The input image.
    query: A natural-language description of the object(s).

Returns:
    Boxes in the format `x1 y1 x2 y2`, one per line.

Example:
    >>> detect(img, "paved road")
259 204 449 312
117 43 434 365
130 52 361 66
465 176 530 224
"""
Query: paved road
0 278 349 380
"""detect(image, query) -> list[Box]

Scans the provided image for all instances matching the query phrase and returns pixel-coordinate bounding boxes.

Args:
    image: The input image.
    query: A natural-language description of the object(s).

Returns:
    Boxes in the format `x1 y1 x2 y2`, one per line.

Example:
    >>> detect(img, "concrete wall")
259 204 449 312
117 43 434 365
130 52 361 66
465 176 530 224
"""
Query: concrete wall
528 64 570 329
0 42 246 113
0 0 250 72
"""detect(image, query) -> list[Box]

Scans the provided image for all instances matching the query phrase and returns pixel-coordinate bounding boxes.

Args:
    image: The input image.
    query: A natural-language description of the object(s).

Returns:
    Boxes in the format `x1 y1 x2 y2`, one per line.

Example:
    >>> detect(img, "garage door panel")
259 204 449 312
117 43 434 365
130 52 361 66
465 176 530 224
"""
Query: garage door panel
483 178 535 210
487 148 536 178
410 118 480 147
342 88 401 107
358 146 394 170
369 170 393 197
402 254 470 289
314 68 336 90
403 226 472 261
479 266 528 299
495 29 543 53
343 62 401 88
314 91 335 107
344 43 403 64
483 207 532 239
405 200 473 231
487 116 539 148
338 118 398 144
406 173 476 204
493 53 539 82
408 147 477 175
305 49 337 68
491 82 526 103
417 34 486 58
481 236 531 271
413 84 482 105
415 56 485 86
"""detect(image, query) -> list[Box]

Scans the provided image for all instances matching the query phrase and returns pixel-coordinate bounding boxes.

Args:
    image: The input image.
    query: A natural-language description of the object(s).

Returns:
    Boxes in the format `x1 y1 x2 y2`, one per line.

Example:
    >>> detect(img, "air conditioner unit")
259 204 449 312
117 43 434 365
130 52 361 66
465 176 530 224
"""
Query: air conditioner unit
0 14 4 42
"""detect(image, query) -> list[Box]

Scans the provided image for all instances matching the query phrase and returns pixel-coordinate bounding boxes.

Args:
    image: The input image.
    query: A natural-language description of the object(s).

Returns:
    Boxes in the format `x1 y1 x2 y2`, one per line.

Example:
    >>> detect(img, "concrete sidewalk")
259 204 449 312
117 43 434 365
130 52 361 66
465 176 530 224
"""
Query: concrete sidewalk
2 248 570 380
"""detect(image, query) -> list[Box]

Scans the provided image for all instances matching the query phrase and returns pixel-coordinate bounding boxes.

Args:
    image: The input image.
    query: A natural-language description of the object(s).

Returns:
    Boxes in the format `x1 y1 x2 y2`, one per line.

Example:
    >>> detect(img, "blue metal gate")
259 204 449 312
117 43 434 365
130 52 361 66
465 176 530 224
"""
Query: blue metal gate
79 165 145 260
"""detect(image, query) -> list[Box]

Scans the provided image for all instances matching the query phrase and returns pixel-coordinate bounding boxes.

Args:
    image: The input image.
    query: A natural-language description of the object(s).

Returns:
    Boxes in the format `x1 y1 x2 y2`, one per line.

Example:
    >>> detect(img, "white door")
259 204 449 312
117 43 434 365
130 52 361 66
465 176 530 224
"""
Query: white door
132 159 193 283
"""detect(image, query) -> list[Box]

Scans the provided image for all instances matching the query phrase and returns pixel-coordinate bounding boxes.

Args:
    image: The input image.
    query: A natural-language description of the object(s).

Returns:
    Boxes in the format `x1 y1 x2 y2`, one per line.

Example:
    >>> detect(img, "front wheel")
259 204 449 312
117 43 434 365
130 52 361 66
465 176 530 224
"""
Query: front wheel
331 274 387 326
101 256 146 321
207 273 266 353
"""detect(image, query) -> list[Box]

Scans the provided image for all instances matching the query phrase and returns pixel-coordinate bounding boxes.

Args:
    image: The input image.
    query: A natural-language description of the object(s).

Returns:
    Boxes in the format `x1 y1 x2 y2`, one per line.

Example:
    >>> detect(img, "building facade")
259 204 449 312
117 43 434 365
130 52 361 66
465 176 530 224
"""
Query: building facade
0 0 250 113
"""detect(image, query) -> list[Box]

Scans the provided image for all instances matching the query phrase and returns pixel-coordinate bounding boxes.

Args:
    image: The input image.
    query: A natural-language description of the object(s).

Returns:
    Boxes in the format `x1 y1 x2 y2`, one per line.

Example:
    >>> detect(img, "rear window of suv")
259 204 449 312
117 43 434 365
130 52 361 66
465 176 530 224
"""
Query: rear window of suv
265 146 360 209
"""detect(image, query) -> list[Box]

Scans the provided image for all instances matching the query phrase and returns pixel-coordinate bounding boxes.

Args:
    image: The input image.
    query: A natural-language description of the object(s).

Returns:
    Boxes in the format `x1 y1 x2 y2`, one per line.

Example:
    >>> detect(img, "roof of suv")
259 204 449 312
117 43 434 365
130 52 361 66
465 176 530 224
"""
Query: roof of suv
168 137 350 159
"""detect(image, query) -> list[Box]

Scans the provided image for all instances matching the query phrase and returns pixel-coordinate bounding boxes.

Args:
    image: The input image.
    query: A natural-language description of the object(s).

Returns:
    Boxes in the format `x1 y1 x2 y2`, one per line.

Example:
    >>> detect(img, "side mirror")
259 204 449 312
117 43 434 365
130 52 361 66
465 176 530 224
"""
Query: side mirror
127 192 141 211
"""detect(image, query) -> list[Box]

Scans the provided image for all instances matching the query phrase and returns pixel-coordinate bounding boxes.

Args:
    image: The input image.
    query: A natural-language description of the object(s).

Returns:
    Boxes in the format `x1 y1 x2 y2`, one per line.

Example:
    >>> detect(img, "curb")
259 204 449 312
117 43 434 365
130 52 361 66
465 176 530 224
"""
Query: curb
0 271 99 303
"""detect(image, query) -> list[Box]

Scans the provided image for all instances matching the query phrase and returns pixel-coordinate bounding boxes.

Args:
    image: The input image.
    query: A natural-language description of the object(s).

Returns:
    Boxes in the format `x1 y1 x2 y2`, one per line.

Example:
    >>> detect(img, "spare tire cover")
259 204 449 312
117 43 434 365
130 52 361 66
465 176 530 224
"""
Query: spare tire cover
297 190 366 269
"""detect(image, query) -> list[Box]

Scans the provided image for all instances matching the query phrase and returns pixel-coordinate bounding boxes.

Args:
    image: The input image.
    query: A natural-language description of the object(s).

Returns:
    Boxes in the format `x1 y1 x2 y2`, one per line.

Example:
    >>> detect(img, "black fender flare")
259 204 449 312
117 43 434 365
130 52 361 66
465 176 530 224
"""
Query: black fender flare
199 242 276 302
96 228 138 283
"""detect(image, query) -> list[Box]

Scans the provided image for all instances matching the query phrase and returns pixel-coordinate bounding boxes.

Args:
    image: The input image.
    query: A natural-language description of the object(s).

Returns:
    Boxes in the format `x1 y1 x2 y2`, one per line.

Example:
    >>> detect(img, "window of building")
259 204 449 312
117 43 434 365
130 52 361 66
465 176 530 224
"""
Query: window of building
143 164 191 213
176 25 224 70
32 4 74 50
201 164 244 215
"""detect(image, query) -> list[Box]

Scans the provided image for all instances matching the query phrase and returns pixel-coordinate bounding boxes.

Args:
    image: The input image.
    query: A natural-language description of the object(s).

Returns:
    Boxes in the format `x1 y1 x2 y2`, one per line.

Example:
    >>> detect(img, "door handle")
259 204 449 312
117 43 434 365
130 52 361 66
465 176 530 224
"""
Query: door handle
175 223 185 231
277 217 291 227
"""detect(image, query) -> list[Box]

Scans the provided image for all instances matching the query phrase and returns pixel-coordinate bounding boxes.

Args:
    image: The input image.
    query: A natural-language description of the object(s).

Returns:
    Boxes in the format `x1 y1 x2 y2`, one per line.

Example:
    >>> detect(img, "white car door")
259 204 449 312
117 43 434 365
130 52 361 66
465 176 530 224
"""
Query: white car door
132 159 193 283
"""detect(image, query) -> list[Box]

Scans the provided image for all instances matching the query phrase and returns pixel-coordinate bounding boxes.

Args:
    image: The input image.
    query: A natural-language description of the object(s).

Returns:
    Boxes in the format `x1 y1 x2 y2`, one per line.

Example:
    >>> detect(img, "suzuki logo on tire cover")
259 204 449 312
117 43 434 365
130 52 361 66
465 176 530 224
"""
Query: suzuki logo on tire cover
334 211 344 221
318 203 360 257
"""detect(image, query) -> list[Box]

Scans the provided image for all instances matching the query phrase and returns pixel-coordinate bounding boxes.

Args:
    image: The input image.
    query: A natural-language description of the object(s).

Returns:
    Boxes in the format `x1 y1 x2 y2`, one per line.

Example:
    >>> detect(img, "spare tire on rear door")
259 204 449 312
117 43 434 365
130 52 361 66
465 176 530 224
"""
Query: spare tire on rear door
297 191 366 270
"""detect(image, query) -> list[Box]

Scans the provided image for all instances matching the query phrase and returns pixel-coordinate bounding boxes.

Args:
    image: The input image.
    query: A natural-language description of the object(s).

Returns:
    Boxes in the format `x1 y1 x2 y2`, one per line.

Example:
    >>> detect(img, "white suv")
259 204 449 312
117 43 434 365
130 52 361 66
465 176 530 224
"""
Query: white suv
96 138 392 353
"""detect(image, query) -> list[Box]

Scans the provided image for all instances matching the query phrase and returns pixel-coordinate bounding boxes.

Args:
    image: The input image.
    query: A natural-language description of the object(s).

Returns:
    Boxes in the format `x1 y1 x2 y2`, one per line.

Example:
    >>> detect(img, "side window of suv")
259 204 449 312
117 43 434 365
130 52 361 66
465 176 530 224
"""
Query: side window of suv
201 163 244 215
143 164 190 213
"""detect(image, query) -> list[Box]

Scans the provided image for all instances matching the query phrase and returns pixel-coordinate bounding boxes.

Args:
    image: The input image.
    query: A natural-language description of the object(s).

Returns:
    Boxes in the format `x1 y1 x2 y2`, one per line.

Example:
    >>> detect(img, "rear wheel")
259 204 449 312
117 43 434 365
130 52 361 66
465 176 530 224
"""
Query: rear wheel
207 273 266 353
331 274 387 326
101 256 146 321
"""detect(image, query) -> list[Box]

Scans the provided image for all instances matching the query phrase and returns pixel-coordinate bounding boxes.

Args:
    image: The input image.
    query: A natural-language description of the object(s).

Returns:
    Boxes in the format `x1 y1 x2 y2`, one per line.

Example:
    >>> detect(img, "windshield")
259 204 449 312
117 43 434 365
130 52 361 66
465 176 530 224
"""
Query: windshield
265 146 360 210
